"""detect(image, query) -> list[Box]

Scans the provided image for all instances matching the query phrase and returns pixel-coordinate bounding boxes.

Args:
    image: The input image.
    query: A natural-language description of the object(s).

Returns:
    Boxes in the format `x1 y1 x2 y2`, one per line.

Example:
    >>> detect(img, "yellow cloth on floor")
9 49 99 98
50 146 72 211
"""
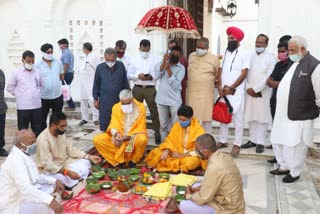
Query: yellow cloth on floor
170 173 197 187
143 181 172 200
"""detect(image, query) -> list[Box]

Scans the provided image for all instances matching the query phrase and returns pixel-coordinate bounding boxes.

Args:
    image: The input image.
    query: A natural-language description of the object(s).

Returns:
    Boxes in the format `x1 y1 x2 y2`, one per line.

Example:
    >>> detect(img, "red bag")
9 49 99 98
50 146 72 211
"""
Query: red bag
212 96 233 124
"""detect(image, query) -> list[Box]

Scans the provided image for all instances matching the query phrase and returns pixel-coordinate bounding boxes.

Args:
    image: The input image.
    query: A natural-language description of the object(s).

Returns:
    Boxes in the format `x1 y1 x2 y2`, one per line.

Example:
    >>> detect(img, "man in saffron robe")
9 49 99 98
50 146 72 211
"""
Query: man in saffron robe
93 89 148 167
145 105 206 172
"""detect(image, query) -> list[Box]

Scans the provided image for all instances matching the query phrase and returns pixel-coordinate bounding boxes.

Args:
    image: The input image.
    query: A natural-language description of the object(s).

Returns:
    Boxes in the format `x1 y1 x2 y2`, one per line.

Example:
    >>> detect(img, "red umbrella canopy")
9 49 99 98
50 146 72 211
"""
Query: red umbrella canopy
135 5 201 39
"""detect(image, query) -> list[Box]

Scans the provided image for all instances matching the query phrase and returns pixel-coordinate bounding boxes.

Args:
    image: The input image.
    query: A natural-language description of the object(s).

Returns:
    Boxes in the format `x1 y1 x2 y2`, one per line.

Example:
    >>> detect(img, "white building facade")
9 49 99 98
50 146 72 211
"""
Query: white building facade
0 0 167 100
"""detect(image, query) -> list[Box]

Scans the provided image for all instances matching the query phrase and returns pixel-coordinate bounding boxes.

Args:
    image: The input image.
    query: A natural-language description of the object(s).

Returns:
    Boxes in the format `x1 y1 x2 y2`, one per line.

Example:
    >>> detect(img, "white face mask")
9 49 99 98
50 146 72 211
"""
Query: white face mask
255 47 265 54
196 48 208 56
121 103 133 114
42 52 53 61
106 61 116 68
24 62 34 70
140 51 150 59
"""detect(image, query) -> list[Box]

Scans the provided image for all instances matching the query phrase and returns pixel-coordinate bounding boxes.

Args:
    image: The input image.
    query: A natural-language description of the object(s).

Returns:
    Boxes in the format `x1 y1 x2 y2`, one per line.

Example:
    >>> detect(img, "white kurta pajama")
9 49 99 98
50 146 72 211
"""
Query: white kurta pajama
219 47 251 146
270 62 320 177
244 51 276 145
0 146 56 214
79 52 100 121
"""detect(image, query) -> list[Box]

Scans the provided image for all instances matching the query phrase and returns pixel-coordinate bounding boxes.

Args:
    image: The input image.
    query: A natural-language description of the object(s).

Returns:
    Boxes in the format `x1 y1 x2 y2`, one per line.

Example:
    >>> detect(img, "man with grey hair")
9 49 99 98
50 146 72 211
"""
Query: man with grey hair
0 130 64 214
269 36 320 183
93 89 148 167
93 47 129 131
186 37 219 134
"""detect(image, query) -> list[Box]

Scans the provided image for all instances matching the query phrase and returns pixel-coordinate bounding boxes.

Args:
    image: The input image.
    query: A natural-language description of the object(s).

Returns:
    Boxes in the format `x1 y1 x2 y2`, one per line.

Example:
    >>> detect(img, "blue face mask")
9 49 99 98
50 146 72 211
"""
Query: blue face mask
179 119 190 128
21 142 37 155
289 54 301 62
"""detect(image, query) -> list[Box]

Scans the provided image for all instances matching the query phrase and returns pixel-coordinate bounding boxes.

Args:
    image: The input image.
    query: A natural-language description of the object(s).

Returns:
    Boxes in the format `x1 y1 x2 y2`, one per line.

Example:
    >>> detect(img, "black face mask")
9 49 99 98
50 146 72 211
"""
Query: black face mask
169 55 179 64
227 40 238 52
56 129 65 135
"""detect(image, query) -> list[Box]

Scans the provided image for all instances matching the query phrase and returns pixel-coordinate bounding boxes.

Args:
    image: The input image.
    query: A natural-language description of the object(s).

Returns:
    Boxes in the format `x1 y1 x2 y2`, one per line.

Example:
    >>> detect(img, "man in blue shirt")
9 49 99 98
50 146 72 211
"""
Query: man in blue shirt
155 46 185 141
58 38 75 110
35 43 64 131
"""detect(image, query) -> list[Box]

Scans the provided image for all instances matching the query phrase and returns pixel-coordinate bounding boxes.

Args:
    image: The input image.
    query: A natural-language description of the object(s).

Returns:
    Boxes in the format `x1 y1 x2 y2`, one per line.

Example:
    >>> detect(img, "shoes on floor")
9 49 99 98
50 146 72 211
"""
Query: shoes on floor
267 157 277 164
231 145 241 157
0 149 9 157
269 168 290 175
79 120 88 126
241 141 257 149
256 144 265 153
216 142 228 149
283 174 300 183
93 120 100 126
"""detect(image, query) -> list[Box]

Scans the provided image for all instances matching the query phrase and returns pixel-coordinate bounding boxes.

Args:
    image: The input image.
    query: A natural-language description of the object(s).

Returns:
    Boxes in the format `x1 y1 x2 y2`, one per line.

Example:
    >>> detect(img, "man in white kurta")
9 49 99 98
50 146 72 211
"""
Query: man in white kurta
270 36 320 183
35 112 101 187
79 42 100 126
243 35 276 153
0 130 64 214
217 27 251 156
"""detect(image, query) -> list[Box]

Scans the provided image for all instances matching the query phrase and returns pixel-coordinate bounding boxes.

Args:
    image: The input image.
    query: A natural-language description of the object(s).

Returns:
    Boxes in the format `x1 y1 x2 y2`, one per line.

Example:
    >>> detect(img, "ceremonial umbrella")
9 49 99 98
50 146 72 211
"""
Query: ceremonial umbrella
135 5 201 39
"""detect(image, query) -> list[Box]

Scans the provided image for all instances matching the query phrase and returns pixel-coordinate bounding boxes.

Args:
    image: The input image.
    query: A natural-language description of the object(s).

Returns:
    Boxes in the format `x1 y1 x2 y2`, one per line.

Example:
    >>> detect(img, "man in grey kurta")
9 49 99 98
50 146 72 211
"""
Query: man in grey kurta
93 48 129 131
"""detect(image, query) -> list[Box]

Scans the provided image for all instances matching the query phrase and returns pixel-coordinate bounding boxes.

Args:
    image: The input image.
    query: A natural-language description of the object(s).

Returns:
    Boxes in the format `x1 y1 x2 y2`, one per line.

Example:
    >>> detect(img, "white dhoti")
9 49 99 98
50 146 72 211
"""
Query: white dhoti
218 95 244 146
49 159 91 188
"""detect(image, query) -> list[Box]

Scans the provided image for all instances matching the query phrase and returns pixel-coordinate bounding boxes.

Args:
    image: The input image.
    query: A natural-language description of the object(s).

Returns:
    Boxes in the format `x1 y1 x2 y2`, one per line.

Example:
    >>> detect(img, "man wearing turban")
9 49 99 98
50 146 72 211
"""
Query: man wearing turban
216 26 250 156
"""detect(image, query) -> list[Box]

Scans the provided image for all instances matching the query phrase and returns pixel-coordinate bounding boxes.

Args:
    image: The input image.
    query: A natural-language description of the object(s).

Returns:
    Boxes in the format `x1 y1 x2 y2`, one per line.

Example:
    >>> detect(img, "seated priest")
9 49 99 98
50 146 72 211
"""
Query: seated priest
0 130 64 214
179 134 245 214
93 89 148 167
35 112 102 188
145 105 206 172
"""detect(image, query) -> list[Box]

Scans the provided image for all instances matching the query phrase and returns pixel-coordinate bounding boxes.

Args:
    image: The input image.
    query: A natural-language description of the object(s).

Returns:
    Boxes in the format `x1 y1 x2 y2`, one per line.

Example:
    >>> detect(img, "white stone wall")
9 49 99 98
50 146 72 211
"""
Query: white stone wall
258 0 320 59
0 0 167 100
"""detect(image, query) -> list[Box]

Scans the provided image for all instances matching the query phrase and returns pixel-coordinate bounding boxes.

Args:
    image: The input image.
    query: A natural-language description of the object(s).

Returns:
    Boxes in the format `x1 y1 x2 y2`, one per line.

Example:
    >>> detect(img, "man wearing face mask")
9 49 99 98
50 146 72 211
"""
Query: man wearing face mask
0 130 65 214
145 105 206 173
186 37 219 134
168 40 188 105
7 51 42 137
242 34 276 154
35 43 64 132
155 46 185 141
269 36 320 183
78 42 101 126
93 89 148 167
58 38 76 111
116 40 133 87
93 48 130 132
265 36 292 163
178 134 245 214
216 26 250 156
35 112 102 187
127 39 161 144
